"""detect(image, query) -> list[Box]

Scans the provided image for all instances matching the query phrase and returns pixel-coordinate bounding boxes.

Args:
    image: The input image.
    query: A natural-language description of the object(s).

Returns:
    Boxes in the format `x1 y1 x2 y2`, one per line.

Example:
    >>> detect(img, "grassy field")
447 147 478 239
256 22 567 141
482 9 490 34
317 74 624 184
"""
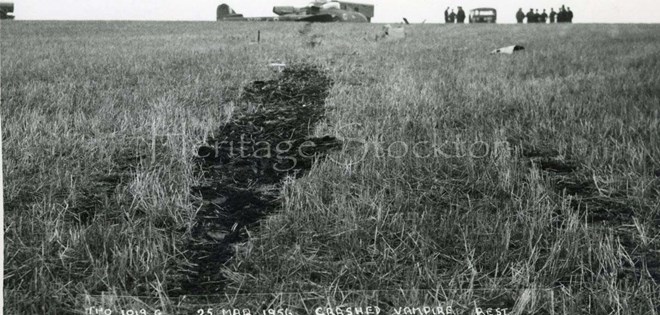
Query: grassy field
2 21 660 314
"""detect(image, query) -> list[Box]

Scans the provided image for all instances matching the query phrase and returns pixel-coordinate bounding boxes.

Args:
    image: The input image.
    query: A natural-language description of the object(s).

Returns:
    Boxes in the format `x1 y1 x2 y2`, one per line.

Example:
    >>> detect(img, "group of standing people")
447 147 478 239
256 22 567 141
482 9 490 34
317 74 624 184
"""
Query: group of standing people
444 7 466 23
516 5 573 23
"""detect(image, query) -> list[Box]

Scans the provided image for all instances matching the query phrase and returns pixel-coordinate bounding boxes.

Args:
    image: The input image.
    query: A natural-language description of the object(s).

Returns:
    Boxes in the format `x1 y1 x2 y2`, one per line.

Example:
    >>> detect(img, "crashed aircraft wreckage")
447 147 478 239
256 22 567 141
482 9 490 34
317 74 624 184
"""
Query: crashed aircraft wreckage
491 45 525 54
0 2 14 20
217 0 374 23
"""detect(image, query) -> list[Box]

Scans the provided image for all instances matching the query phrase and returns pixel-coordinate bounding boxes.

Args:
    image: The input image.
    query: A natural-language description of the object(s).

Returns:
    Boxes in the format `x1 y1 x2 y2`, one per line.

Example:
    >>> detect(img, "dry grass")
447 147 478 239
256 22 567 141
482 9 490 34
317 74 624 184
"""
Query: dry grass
2 21 659 314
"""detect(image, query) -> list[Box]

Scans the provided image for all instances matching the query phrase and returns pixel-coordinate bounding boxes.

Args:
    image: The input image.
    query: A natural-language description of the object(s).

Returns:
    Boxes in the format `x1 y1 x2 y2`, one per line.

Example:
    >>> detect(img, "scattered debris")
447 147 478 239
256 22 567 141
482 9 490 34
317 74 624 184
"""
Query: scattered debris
298 22 313 35
268 62 287 72
378 24 405 41
306 33 324 48
205 231 228 242
490 45 525 54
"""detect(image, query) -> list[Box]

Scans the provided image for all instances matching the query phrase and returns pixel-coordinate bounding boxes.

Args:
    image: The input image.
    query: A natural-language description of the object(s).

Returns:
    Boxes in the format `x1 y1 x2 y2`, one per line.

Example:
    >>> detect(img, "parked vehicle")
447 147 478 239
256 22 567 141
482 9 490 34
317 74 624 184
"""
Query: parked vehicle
469 8 496 23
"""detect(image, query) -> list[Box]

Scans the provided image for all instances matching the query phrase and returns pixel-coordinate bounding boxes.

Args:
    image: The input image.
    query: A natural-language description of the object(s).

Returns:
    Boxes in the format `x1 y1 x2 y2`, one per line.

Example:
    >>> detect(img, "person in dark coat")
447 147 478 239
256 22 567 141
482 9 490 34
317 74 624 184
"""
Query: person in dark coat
549 8 557 23
526 9 535 23
444 7 450 23
534 9 541 23
567 7 574 23
557 5 566 23
456 6 466 23
540 9 548 23
448 10 456 23
516 8 525 23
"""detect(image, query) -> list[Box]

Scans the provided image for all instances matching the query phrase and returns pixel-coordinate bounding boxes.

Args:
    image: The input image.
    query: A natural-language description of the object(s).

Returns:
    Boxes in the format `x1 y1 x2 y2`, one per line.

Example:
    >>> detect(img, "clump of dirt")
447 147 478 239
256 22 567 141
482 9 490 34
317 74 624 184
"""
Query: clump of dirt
568 196 636 224
532 158 579 174
552 175 596 196
171 64 340 296
520 145 559 159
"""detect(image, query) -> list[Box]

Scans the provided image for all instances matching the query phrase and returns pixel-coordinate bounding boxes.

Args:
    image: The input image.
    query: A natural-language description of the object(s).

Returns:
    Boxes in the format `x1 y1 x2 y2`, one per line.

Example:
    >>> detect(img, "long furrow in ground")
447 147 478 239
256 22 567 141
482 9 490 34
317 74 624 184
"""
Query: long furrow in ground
169 64 340 297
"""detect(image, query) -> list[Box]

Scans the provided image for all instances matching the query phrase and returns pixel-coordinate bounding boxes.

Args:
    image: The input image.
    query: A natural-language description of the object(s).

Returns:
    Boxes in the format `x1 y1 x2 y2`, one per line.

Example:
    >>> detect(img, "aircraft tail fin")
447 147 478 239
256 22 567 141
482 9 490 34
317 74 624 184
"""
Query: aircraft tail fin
217 4 244 20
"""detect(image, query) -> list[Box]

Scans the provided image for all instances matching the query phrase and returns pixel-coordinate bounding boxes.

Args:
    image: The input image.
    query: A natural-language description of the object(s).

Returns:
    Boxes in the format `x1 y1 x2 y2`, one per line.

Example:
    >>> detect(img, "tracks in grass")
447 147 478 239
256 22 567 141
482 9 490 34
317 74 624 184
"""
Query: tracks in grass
518 143 660 284
169 64 341 297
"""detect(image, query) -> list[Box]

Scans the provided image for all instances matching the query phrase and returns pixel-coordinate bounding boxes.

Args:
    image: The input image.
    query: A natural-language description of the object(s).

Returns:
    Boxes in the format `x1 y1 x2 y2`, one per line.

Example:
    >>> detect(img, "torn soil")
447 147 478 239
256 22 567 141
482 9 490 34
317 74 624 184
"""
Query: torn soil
169 64 340 296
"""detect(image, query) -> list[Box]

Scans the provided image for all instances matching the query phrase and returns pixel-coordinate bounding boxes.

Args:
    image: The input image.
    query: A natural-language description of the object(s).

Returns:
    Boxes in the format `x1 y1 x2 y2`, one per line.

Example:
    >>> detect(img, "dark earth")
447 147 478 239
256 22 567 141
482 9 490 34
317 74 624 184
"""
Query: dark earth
168 64 340 296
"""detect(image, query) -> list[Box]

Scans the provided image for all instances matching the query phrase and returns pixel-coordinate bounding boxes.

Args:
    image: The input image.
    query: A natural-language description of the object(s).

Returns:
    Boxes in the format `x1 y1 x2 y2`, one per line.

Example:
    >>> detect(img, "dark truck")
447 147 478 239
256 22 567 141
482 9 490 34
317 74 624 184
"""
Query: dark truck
469 8 496 23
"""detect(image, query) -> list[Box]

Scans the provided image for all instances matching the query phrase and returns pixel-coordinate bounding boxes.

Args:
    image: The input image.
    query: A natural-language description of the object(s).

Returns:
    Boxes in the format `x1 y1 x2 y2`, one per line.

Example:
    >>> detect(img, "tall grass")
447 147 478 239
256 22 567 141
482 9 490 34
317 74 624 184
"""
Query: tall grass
2 21 659 314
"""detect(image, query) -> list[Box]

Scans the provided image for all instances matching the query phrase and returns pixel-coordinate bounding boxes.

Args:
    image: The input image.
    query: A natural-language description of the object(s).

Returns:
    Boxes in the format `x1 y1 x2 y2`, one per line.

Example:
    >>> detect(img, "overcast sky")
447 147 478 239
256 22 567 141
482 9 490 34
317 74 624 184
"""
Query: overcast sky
11 0 660 23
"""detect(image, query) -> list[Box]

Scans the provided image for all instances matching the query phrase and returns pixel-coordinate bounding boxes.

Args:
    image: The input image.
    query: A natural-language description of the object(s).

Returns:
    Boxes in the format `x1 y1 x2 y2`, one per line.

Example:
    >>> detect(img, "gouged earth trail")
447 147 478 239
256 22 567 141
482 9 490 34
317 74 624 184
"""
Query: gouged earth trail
170 64 340 296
